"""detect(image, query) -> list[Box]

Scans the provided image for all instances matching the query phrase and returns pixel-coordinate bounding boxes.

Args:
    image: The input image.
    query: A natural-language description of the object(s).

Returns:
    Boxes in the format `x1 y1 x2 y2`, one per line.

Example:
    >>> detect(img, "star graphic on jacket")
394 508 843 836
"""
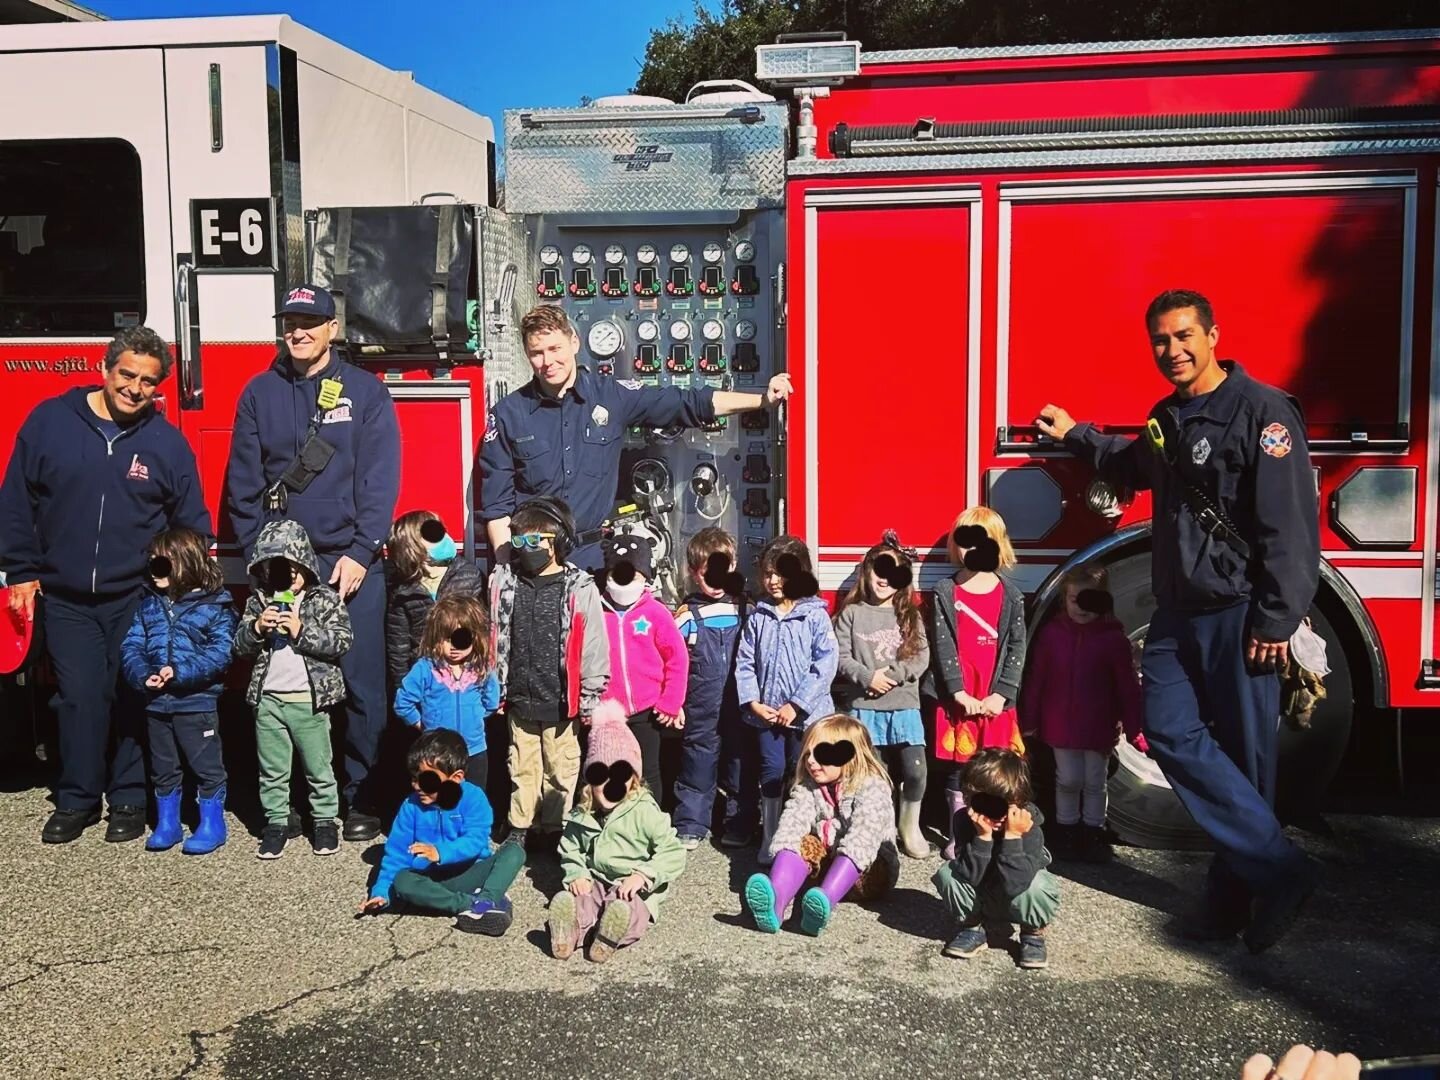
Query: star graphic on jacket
632 616 652 635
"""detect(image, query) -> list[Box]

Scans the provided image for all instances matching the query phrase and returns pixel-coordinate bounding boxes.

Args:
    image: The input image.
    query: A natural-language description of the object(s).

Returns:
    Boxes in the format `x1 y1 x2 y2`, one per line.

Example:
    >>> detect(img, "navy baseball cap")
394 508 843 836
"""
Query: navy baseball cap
275 283 337 319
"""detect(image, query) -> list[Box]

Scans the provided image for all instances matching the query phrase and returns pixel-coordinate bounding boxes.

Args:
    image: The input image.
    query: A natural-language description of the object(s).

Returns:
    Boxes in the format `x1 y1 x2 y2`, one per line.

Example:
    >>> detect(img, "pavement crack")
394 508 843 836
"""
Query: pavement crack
0 944 222 993
176 918 458 1079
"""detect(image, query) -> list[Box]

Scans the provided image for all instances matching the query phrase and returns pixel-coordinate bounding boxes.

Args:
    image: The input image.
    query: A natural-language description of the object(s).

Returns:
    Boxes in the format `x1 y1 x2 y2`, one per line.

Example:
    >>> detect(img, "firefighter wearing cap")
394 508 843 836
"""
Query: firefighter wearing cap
226 283 400 842
0 326 211 845
479 305 793 570
1037 288 1319 954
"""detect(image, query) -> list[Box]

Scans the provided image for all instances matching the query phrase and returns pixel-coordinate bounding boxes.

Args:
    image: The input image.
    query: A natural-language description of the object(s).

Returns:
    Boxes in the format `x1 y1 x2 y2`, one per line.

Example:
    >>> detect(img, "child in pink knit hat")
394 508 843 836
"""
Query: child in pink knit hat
547 700 687 963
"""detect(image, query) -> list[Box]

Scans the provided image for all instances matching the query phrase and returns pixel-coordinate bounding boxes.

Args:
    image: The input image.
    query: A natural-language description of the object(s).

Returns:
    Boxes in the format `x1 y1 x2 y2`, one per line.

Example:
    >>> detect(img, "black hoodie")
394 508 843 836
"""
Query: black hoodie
0 387 210 598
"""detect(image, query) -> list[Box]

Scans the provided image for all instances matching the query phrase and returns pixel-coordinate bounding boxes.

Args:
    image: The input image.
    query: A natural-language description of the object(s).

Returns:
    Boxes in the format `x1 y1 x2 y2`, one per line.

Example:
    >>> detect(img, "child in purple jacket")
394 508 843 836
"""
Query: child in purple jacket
598 535 689 797
1020 564 1145 862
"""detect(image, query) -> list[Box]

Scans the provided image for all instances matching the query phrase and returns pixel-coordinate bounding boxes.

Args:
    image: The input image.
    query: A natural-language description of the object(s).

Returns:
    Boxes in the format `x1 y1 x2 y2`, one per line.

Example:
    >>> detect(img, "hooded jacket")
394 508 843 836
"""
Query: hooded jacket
0 387 210 598
558 789 686 922
394 658 501 756
734 596 839 728
488 562 609 721
226 352 400 565
120 587 238 713
1020 613 1143 754
601 590 689 717
232 519 352 709
770 774 899 873
370 782 495 902
384 558 487 688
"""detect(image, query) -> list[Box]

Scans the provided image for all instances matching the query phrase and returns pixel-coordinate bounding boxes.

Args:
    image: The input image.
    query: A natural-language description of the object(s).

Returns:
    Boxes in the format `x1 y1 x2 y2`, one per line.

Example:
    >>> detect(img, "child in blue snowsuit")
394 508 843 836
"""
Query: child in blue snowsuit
120 527 238 854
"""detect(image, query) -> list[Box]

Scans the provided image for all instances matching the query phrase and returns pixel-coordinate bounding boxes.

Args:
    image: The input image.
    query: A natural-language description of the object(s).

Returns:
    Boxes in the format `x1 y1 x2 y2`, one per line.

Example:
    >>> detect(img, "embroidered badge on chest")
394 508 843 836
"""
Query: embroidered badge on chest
1191 437 1211 466
483 412 499 443
1260 422 1293 459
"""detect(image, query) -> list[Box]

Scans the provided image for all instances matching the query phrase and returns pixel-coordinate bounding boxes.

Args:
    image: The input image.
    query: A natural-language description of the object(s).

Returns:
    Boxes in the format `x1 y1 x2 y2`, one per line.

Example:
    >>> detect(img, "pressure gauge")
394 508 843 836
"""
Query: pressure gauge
571 244 592 265
539 245 561 266
702 241 724 264
735 320 757 341
734 240 756 262
636 244 657 265
636 320 659 343
701 319 724 341
668 319 691 341
587 320 623 358
604 244 625 265
669 243 690 264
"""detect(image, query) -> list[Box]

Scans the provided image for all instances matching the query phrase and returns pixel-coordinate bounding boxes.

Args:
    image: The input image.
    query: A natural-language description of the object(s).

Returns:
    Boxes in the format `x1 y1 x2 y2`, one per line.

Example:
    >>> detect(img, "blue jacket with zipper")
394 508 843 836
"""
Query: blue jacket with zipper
0 387 211 598
120 587 238 713
394 658 500 756
371 782 495 902
225 352 400 563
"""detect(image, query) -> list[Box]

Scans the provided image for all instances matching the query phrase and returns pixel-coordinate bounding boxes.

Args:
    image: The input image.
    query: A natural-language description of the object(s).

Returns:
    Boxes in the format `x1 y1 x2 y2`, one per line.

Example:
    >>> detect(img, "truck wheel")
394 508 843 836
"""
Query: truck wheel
1097 551 1354 850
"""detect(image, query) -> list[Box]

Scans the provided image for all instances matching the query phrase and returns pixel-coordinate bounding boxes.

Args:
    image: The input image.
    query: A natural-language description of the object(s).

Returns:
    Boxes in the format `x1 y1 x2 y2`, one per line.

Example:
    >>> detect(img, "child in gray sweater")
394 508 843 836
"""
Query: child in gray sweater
833 533 931 858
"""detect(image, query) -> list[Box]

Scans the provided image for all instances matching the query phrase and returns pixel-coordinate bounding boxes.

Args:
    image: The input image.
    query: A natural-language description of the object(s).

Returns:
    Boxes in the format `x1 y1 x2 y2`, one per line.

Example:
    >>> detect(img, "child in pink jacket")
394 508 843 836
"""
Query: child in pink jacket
598 536 690 797
1019 564 1144 862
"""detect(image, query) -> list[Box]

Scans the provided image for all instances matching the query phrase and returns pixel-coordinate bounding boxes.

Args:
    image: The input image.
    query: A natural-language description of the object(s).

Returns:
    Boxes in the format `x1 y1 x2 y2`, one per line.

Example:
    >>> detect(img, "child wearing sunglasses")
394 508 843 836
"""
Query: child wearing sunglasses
547 700 686 963
360 729 525 936
121 527 237 855
743 714 898 936
932 747 1058 969
394 595 500 786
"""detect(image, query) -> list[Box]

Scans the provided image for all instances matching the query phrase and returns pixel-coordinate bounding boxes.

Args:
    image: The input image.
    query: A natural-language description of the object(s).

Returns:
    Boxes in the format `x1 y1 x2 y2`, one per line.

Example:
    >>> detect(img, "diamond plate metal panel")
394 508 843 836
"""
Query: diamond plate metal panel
505 102 788 214
475 207 530 410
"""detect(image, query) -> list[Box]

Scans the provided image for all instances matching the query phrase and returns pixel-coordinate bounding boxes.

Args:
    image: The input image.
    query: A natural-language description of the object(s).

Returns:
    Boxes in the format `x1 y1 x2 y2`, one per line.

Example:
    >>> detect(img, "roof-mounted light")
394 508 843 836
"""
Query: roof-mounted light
754 39 860 87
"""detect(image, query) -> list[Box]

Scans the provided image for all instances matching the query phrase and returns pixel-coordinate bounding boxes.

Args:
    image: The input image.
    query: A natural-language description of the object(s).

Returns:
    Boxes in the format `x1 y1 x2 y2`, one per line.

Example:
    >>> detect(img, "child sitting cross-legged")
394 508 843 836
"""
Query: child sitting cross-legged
360 729 525 936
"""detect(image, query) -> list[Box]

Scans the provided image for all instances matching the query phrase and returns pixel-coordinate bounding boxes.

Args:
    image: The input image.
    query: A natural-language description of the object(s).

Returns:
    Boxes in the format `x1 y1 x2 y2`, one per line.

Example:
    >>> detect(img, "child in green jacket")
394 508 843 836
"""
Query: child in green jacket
548 700 687 963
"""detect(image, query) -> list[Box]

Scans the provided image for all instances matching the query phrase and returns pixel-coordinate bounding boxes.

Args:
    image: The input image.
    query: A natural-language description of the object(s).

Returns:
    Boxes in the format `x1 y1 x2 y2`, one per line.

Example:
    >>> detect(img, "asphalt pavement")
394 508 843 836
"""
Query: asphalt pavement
0 780 1436 1080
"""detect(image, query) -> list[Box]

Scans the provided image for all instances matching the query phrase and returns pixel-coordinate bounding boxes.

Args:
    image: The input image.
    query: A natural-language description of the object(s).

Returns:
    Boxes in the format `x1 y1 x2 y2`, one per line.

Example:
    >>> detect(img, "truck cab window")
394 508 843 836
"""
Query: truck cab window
0 139 145 336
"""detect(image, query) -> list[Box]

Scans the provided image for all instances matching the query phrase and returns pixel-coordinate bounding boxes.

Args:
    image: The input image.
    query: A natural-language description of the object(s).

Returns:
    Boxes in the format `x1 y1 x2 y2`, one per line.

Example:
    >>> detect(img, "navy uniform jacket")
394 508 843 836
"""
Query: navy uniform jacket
479 367 716 534
1064 360 1318 642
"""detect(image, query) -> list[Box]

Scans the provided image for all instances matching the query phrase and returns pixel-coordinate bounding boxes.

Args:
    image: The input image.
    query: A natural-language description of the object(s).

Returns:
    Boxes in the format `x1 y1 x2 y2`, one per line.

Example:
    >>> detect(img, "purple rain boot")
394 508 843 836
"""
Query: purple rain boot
942 787 967 861
744 848 810 934
800 854 861 936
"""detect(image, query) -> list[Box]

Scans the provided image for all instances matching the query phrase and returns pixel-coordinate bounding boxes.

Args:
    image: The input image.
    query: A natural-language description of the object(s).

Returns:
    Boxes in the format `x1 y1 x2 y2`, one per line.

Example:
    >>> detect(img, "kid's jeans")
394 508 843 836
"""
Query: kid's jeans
932 862 1061 928
147 708 227 798
392 841 526 914
256 692 339 824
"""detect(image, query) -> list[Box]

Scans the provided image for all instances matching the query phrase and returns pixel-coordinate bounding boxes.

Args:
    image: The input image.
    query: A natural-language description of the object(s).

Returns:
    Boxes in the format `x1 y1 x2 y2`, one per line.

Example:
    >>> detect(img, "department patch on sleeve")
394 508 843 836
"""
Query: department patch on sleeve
482 412 499 442
617 379 644 390
1259 422 1292 458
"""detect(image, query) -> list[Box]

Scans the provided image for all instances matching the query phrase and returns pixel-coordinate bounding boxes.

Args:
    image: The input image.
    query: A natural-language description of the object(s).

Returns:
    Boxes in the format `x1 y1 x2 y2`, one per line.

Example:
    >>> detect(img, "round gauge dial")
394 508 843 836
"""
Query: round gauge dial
668 319 691 341
636 244 657 265
734 240 756 262
636 320 659 342
735 320 757 341
571 244 592 265
586 320 623 358
669 243 690 264
701 319 724 341
539 245 561 267
604 244 625 265
702 242 724 264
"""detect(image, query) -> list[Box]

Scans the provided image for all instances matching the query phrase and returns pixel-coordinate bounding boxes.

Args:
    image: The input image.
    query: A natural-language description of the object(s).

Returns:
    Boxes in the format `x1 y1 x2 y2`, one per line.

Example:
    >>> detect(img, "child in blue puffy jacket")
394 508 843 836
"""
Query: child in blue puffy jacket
120 527 238 855
394 595 500 786
360 729 525 936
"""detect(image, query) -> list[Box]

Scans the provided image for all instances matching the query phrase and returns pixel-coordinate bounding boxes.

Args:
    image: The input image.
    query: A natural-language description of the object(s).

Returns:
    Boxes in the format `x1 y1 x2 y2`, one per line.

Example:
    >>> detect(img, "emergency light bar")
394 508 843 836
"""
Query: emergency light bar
755 40 860 86
519 105 762 128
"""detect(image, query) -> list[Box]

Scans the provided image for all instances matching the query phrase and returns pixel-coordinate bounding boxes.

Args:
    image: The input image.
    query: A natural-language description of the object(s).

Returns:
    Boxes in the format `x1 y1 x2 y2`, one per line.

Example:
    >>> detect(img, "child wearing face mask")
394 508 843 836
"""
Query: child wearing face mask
833 531 931 859
360 729 525 936
1020 564 1145 862
547 700 686 963
394 595 500 787
385 511 485 692
743 714 898 936
598 534 690 798
925 505 1028 859
488 497 609 851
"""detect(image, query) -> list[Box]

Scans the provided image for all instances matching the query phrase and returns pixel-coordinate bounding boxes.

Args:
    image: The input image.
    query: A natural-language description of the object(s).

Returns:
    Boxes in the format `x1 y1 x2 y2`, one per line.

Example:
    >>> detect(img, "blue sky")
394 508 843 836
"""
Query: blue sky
93 0 711 139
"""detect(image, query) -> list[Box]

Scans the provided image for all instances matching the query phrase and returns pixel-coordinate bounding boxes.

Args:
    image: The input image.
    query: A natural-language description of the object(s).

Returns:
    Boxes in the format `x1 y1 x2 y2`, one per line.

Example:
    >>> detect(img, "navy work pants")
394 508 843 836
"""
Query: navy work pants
43 590 146 812
1141 603 1307 900
318 553 387 810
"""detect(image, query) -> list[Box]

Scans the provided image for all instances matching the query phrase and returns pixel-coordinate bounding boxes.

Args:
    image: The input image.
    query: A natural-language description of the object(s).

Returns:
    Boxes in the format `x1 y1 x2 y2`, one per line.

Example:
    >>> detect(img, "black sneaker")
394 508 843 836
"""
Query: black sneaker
312 821 341 855
941 924 987 959
41 807 101 844
1244 863 1317 954
1018 929 1049 970
342 811 382 842
104 804 147 844
257 823 290 860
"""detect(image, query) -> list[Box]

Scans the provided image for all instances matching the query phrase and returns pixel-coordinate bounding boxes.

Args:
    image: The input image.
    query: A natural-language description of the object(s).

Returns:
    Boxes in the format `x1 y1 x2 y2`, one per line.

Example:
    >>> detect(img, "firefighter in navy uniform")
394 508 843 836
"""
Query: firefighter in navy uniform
1038 289 1319 954
480 305 792 569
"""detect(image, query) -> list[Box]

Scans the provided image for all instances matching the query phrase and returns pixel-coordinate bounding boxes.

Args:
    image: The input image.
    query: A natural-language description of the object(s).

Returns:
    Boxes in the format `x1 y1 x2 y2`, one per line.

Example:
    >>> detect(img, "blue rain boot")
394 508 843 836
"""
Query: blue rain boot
183 785 228 855
146 789 183 851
